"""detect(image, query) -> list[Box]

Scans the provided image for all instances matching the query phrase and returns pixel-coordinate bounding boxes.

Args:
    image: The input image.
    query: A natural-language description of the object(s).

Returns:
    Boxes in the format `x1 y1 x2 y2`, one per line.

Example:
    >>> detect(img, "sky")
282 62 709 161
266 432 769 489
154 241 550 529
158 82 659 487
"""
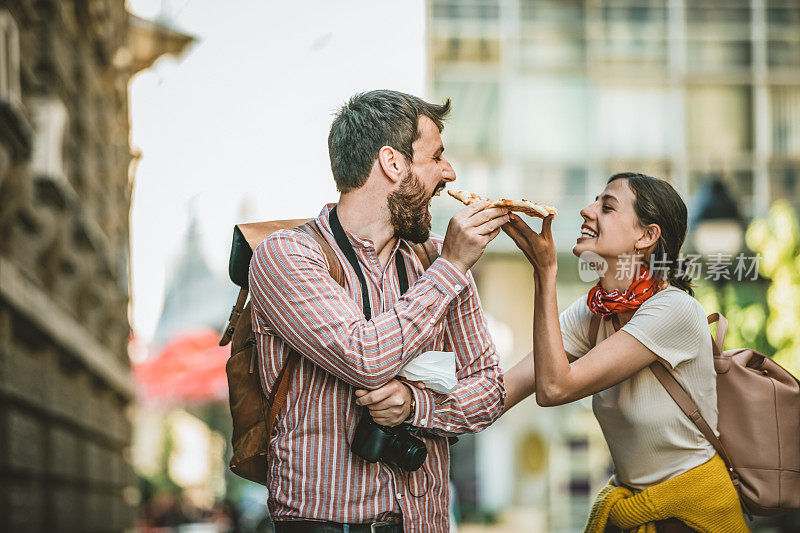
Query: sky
128 0 427 341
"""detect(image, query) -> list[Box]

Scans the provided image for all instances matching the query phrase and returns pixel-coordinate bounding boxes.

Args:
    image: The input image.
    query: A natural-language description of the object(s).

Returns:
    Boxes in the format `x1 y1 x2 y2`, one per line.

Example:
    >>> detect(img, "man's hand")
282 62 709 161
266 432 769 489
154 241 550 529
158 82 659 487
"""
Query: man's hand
441 201 511 274
355 379 424 427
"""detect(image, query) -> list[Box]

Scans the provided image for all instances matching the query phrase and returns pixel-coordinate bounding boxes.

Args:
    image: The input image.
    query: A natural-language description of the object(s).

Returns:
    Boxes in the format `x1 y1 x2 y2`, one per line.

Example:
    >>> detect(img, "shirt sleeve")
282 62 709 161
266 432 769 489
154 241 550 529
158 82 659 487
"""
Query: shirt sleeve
248 229 470 390
559 295 592 358
407 271 506 437
620 290 707 369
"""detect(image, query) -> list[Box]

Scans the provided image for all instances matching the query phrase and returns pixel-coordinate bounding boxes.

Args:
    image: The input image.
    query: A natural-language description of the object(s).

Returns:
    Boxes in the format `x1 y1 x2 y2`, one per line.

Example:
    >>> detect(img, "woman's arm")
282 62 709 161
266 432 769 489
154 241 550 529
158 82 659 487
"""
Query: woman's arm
532 271 657 406
502 349 580 414
504 214 658 407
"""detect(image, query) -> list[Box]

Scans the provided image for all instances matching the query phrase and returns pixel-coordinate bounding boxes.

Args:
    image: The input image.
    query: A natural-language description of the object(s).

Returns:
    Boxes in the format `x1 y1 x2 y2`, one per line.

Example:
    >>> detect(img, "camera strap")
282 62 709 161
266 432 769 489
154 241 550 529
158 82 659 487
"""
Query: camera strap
329 205 410 321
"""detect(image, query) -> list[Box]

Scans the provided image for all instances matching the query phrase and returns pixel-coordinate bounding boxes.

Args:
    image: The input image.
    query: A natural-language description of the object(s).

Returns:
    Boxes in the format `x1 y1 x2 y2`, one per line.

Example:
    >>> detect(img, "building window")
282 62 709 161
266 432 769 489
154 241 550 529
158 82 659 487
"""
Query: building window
432 37 500 64
597 86 674 158
687 41 751 72
433 78 500 156
770 164 800 206
598 1 668 69
30 97 69 181
771 87 800 156
0 9 21 107
432 0 499 21
687 86 753 155
511 77 589 160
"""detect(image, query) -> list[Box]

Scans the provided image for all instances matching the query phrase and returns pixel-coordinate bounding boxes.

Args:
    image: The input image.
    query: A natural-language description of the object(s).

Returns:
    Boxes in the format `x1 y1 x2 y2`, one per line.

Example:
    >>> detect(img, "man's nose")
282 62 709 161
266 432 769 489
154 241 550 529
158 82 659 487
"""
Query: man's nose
441 159 456 182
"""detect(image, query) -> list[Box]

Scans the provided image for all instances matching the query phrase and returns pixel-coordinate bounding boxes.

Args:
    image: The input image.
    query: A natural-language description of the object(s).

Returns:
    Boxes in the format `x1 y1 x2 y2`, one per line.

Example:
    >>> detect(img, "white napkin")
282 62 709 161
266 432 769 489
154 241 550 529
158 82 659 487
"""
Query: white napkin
397 350 457 394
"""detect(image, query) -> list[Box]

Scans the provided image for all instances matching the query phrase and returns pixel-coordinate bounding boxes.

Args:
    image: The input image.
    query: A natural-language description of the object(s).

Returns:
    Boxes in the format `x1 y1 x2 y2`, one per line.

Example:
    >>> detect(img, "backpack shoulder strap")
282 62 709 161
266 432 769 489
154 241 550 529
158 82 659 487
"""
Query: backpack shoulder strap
589 311 737 469
648 360 732 465
294 220 345 287
263 220 347 434
589 314 601 348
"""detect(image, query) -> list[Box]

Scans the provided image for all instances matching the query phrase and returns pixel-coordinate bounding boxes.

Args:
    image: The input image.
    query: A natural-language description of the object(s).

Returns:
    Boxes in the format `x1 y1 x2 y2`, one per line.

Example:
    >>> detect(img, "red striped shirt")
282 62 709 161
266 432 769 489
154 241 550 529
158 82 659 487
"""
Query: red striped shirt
248 204 505 532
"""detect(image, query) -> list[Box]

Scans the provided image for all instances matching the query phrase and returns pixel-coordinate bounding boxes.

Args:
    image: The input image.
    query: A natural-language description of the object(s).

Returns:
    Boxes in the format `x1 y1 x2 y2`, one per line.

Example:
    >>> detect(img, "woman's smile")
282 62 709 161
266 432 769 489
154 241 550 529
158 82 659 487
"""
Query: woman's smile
577 224 599 243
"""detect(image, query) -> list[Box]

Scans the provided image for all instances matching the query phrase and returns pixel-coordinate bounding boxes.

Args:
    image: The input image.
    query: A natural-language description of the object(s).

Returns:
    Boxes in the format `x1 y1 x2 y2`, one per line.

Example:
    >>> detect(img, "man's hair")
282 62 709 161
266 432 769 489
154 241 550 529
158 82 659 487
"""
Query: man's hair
328 90 451 193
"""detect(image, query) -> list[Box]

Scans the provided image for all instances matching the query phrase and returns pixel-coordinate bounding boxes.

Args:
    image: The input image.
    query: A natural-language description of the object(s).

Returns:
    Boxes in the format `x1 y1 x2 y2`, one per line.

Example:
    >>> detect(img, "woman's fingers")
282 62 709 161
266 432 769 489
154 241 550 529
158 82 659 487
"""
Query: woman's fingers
542 214 554 238
501 221 527 247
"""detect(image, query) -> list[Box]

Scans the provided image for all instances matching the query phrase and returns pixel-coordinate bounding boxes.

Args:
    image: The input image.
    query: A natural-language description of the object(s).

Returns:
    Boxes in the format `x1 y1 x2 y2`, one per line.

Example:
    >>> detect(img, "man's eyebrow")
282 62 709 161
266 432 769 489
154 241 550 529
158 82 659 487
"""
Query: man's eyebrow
434 144 444 156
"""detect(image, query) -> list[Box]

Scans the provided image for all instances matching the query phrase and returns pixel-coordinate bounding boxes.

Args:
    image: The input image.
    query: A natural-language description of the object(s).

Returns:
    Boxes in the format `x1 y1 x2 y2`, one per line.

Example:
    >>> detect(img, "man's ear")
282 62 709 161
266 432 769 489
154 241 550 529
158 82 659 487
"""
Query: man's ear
637 224 661 252
377 146 405 184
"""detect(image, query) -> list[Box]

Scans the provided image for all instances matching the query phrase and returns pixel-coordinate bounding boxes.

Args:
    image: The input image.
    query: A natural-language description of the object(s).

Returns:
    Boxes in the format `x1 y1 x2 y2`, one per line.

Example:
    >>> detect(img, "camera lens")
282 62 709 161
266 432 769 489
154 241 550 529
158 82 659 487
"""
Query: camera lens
400 437 427 471
382 429 427 471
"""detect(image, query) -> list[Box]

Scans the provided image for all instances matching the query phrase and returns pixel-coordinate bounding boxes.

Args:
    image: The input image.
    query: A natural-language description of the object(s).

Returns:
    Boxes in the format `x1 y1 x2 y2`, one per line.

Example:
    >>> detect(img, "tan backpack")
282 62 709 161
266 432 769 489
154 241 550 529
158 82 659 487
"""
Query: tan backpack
590 312 800 517
219 218 438 485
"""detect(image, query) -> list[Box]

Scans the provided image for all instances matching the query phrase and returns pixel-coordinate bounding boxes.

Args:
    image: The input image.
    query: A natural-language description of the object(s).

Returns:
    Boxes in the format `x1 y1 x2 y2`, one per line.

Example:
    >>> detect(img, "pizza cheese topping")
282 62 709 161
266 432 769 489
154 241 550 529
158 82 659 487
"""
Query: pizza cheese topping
447 189 557 219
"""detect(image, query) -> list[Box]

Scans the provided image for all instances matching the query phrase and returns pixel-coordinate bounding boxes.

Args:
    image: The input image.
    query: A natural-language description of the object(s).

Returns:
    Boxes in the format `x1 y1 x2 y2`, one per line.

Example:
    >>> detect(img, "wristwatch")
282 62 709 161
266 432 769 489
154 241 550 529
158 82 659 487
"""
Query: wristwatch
401 382 416 422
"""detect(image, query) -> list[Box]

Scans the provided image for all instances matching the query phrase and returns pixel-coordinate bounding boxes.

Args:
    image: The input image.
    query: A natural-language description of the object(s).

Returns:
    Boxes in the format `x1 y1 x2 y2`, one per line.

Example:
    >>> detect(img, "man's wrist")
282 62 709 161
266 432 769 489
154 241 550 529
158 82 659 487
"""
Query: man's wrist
401 382 416 422
403 385 435 428
438 252 468 276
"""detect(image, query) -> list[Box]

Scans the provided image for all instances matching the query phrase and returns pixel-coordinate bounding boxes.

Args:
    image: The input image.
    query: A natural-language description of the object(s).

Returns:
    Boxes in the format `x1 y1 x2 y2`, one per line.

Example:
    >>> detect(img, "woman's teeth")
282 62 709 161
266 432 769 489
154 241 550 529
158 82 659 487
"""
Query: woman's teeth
581 228 598 238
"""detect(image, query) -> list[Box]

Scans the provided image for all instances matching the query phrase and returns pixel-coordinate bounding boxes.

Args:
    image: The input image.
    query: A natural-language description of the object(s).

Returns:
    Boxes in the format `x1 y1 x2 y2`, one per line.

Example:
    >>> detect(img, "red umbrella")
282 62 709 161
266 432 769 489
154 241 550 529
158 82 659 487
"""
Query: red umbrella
132 329 231 404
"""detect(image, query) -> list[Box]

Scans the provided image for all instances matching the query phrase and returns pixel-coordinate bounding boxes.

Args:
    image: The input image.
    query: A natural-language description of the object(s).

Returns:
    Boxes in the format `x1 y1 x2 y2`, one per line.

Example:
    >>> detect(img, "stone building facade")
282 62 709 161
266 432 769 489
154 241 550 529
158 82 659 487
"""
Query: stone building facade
0 1 191 530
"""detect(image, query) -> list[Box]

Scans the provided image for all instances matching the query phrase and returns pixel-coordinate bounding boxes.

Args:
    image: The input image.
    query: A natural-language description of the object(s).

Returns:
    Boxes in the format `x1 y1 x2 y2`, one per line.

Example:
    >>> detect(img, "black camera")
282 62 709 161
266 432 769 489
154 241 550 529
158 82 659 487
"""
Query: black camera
351 415 427 471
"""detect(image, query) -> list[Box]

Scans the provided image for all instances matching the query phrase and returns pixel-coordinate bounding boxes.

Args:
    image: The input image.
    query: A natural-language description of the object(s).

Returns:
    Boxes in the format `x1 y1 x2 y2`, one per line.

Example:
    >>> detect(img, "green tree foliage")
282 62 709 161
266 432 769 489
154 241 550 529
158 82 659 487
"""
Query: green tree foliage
744 199 800 375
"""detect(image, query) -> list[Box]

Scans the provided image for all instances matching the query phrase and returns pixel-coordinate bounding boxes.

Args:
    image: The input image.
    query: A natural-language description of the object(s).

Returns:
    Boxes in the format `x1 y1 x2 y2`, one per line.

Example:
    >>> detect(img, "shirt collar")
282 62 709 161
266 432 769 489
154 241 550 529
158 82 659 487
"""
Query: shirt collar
316 203 411 256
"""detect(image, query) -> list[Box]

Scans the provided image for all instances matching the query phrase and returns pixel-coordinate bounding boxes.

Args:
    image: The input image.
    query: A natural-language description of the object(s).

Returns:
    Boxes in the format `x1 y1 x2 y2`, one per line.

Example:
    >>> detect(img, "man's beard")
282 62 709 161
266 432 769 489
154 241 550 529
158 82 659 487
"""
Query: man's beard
387 169 438 244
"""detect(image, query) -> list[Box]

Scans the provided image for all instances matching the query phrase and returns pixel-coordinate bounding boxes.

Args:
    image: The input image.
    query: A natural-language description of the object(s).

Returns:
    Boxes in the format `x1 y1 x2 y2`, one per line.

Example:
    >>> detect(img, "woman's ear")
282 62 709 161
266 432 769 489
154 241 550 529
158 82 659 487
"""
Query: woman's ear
636 224 661 252
377 145 404 184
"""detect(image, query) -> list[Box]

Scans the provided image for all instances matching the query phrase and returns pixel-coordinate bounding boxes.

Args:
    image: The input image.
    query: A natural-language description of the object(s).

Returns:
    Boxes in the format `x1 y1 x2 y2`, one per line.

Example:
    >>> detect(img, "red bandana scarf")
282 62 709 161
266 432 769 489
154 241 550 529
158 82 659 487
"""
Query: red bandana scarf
587 265 661 317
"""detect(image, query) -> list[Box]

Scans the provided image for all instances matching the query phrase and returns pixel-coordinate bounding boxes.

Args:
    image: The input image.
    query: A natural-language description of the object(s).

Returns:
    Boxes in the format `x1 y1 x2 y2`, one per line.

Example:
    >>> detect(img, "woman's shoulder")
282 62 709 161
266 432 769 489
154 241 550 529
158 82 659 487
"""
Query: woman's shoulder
641 285 704 314
629 285 709 336
562 292 593 320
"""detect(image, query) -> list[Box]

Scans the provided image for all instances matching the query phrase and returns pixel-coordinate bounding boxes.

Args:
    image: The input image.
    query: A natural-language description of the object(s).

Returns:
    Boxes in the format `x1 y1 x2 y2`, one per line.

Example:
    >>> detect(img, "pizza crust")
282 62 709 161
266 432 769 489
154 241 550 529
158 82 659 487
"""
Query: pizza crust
447 189 557 219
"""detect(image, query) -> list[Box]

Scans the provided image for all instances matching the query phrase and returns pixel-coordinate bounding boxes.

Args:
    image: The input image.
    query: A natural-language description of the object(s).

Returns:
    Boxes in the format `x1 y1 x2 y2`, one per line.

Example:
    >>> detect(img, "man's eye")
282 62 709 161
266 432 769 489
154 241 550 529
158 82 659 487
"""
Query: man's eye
602 205 613 212
434 157 441 162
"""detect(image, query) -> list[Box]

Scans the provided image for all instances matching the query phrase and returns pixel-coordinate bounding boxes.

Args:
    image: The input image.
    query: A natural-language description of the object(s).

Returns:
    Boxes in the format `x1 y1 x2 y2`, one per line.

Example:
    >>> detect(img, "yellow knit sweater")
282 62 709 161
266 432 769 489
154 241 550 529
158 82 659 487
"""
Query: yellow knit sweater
584 454 750 533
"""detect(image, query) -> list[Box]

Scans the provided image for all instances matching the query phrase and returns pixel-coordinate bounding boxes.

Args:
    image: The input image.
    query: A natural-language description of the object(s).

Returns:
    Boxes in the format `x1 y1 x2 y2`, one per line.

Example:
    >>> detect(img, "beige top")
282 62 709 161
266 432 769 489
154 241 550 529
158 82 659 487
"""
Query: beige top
559 287 718 490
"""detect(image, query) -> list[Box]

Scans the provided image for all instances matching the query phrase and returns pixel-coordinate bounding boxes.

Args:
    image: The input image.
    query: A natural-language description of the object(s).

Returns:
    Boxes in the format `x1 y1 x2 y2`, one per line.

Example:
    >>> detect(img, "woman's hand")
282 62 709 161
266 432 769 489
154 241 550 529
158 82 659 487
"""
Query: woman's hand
502 213 557 276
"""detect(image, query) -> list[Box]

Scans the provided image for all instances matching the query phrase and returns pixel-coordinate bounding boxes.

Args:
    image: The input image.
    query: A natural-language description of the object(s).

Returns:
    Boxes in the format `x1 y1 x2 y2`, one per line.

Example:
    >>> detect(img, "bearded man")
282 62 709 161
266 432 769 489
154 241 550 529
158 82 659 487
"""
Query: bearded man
248 90 509 533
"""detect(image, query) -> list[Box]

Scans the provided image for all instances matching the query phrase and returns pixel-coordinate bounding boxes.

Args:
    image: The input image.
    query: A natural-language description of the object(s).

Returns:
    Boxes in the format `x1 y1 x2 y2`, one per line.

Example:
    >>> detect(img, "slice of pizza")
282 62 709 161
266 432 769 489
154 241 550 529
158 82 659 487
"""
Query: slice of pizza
447 189 557 219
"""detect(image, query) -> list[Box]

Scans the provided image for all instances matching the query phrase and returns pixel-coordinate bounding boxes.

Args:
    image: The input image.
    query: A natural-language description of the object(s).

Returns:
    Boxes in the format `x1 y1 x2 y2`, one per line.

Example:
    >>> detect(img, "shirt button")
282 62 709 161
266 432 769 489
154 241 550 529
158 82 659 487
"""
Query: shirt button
397 494 404 499
454 284 462 291
420 418 427 425
446 424 452 431
429 318 436 325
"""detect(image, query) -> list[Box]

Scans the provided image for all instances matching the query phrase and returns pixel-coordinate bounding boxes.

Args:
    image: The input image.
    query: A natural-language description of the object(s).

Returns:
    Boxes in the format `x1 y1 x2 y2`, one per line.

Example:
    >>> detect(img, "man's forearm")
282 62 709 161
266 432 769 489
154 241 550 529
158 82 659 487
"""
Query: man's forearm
408 371 505 436
251 232 471 389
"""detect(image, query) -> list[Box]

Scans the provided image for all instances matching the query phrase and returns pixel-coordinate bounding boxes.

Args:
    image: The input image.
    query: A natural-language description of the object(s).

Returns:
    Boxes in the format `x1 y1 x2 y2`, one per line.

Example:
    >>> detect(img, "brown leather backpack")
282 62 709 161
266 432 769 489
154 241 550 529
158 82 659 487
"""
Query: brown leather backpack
219 218 438 485
590 311 800 517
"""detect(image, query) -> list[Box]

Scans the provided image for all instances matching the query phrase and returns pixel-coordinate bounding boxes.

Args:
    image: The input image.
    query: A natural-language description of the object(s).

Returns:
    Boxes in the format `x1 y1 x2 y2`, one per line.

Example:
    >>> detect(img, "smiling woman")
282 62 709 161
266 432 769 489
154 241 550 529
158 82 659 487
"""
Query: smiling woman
500 172 749 532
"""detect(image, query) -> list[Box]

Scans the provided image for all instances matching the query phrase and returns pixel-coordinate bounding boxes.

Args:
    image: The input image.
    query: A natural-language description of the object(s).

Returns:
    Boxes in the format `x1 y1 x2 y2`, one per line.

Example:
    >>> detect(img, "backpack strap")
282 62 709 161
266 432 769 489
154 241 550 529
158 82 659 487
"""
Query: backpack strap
221 287 250 346
239 221 439 439
263 220 347 434
264 231 439 437
589 312 739 486
648 362 732 463
294 220 345 286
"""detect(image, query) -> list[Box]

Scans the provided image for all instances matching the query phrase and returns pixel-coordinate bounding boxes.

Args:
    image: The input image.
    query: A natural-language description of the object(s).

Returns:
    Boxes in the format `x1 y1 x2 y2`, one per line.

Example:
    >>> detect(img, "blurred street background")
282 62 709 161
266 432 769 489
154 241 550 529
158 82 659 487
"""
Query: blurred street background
1 0 800 531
